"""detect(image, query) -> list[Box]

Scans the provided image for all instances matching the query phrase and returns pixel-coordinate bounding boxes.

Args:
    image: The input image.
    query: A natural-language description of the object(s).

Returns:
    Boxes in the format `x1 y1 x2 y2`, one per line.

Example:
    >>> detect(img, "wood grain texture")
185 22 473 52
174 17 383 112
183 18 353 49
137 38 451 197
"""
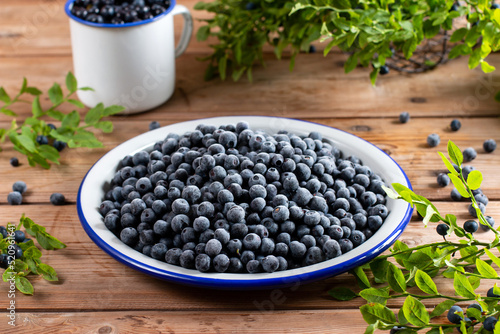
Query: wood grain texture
1 117 499 203
0 203 497 312
2 310 380 334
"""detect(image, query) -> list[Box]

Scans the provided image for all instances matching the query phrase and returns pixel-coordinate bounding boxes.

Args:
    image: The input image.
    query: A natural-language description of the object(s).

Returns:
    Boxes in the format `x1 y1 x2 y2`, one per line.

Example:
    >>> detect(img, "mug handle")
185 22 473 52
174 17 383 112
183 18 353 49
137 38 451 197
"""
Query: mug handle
171 5 193 58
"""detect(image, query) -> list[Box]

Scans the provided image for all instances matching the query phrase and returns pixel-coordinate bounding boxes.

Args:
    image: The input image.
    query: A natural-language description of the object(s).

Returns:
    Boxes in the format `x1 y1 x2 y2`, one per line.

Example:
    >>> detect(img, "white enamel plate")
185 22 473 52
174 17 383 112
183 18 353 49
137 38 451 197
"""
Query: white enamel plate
77 116 413 289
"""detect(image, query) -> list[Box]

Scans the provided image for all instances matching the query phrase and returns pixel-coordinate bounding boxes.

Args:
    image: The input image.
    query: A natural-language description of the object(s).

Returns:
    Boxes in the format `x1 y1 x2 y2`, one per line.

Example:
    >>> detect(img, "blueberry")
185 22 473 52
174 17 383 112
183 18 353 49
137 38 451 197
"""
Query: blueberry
53 140 67 152
379 65 389 75
120 227 139 246
323 239 341 259
463 148 477 162
339 238 353 253
14 230 25 243
243 233 262 251
463 220 478 233
436 223 449 236
14 245 23 259
468 202 485 218
475 193 488 206
36 135 49 145
484 316 497 331
427 133 440 147
350 230 366 247
261 255 279 273
437 173 450 187
481 216 495 231
214 228 230 245
7 192 22 205
451 188 463 201
213 254 230 272
10 157 19 167
289 241 307 258
487 287 500 297
367 215 383 231
450 119 461 131
397 111 410 124
150 243 167 260
50 193 66 206
447 305 463 324
12 181 27 194
484 139 497 153
165 248 182 265
226 205 245 223
195 254 211 272
205 239 223 257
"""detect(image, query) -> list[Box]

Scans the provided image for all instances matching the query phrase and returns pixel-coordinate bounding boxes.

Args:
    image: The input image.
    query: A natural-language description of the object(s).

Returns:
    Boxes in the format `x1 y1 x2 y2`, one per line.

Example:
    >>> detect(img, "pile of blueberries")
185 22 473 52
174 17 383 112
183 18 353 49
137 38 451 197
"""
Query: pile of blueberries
0 227 27 269
99 122 390 273
70 0 172 24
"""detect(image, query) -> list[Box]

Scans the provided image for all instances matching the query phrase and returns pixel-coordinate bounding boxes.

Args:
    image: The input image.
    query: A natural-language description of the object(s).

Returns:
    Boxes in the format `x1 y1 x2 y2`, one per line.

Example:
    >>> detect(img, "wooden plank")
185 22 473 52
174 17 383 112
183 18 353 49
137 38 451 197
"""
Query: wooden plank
1 54 500 121
1 117 499 203
2 310 381 333
0 202 497 312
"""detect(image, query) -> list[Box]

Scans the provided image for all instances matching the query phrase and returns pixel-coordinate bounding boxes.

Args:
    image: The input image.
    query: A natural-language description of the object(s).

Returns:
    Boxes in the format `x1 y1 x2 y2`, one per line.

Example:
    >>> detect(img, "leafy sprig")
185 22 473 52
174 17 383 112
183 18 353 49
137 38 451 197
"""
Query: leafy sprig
329 141 500 333
1 215 66 295
0 73 125 168
195 1 500 85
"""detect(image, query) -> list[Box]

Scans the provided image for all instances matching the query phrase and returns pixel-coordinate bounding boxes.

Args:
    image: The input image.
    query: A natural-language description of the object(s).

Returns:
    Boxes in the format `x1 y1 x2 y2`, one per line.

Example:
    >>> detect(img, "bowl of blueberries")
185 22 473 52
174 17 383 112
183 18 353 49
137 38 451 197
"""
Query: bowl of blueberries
77 116 413 289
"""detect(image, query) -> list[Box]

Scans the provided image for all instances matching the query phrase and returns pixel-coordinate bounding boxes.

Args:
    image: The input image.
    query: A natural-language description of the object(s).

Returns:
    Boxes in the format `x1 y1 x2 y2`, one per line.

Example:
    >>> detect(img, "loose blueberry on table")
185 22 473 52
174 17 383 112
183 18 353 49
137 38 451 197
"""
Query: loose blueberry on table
99 122 390 273
70 0 172 24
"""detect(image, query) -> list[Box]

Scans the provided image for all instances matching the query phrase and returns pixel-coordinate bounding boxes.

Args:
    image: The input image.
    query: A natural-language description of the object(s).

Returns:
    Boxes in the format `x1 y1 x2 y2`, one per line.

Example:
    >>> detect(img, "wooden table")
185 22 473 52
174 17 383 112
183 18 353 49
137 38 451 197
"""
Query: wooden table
1 1 500 333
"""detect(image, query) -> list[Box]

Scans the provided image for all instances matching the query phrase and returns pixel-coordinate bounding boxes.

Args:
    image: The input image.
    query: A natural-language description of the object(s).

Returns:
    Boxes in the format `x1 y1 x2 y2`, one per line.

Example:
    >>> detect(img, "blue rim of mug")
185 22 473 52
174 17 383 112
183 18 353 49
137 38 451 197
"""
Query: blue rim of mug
64 0 176 28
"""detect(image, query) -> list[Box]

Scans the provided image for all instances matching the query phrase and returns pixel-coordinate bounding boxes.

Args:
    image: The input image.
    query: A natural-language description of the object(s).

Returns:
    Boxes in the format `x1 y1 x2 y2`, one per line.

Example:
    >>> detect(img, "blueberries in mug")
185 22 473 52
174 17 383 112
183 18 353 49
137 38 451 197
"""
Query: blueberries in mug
70 0 172 24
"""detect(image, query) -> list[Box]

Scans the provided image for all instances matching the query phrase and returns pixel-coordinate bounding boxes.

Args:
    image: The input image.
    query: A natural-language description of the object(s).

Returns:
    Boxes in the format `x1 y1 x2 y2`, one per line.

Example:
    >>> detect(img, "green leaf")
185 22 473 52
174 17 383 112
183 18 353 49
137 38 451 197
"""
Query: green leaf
37 145 60 164
415 270 438 295
485 249 500 269
364 322 379 334
84 105 104 125
68 99 85 108
438 152 458 176
25 87 42 96
387 263 406 293
430 300 456 318
447 141 463 166
103 104 124 116
219 55 227 81
197 25 210 42
15 276 34 295
466 307 482 321
369 68 379 86
344 54 358 74
350 266 371 289
370 258 390 283
32 96 43 117
37 263 58 281
94 121 113 133
454 272 476 298
23 246 42 259
466 170 483 190
402 295 430 326
328 287 358 301
359 303 396 324
36 232 52 250
468 48 481 70
450 28 468 42
1 108 16 116
48 83 64 105
78 87 94 91
61 110 81 129
65 72 78 93
0 87 11 103
449 174 470 198
25 258 38 274
476 258 498 278
481 61 496 73
359 288 390 305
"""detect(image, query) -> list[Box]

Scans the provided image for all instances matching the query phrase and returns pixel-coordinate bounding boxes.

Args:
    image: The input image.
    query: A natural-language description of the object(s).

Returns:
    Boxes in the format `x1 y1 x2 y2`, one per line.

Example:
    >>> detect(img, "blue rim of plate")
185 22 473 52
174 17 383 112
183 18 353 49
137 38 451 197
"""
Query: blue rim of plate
64 0 176 28
77 116 413 290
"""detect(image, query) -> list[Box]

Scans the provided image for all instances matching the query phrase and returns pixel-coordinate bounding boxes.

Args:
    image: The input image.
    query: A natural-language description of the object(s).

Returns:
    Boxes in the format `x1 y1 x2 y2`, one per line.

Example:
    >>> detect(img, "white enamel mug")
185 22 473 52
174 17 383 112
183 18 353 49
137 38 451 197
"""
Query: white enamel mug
65 0 193 114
